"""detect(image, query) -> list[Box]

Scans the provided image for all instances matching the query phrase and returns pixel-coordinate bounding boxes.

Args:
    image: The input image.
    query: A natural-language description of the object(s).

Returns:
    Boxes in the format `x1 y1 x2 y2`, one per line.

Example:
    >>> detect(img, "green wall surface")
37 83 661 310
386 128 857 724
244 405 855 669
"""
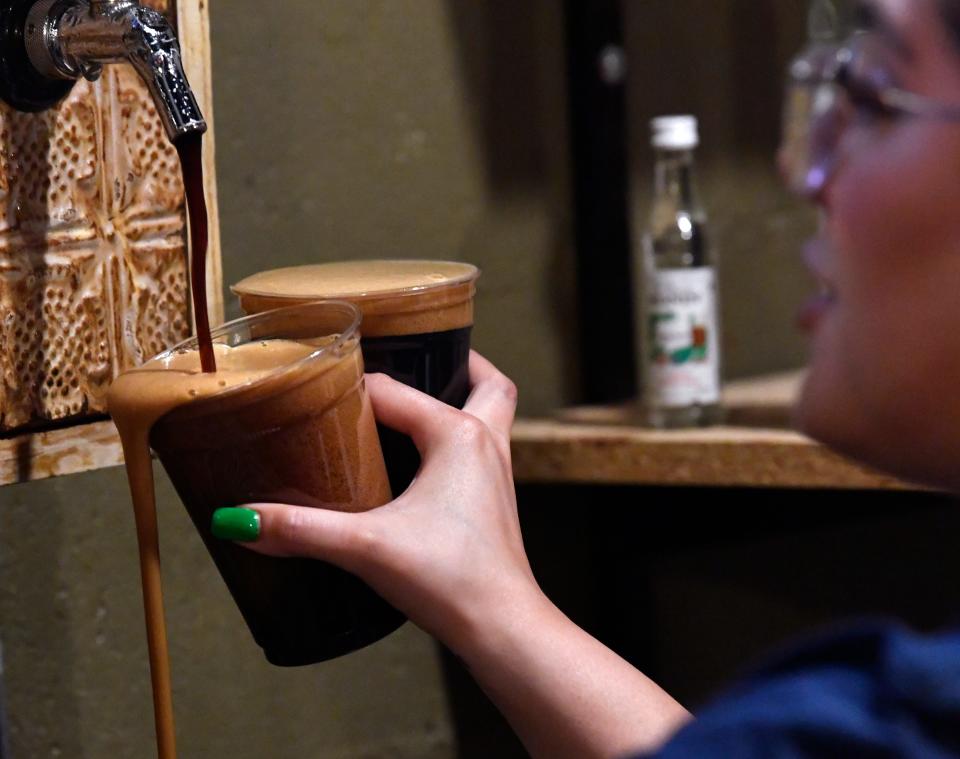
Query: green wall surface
625 0 813 381
1 466 456 759
214 0 577 416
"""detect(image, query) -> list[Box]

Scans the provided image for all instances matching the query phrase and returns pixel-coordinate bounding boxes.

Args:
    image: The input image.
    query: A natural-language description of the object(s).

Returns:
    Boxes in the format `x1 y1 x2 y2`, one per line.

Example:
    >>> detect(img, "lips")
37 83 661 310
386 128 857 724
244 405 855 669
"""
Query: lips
798 238 837 333
797 290 835 333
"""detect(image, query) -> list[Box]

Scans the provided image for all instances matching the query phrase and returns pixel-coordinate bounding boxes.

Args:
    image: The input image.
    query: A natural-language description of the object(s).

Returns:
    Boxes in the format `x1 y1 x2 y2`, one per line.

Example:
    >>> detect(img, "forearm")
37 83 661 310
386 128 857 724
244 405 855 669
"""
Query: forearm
449 585 692 759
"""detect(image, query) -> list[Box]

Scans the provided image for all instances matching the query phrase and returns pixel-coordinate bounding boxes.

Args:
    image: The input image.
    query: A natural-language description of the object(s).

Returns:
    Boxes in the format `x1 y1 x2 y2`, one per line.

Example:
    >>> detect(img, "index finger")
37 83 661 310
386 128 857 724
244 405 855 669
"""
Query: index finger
462 351 518 441
366 372 461 451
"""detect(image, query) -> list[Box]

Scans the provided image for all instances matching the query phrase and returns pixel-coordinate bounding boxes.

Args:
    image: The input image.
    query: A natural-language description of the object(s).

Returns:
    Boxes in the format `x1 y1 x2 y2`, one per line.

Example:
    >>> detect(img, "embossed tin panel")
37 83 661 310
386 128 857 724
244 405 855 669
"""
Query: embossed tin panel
0 1 191 433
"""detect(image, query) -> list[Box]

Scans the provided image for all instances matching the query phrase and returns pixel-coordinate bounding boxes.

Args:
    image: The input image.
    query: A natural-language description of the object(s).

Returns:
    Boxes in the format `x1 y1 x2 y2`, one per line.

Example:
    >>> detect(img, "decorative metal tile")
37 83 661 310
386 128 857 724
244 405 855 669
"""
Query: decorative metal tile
0 54 188 433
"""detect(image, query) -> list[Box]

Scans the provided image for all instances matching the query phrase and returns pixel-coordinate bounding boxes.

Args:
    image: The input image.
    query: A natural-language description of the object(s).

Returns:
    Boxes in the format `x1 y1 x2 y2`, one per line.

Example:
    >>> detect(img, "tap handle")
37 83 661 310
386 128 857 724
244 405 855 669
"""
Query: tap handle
128 5 206 142
5 0 205 142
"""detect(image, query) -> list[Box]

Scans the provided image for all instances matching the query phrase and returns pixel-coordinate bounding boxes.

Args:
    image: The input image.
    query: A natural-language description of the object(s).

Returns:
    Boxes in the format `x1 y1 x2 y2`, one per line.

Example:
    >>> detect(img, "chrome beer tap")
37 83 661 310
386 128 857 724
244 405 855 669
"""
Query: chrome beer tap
0 0 204 141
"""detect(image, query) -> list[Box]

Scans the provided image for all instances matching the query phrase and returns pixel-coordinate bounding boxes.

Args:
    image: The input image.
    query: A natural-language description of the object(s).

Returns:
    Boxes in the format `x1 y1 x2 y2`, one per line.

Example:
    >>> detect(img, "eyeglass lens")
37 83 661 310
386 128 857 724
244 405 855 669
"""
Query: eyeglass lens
781 31 898 196
781 48 846 196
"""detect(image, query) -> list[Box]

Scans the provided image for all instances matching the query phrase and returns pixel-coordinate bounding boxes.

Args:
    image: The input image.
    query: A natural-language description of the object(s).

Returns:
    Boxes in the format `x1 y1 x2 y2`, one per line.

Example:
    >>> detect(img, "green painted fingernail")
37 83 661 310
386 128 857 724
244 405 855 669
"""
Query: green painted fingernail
211 508 260 542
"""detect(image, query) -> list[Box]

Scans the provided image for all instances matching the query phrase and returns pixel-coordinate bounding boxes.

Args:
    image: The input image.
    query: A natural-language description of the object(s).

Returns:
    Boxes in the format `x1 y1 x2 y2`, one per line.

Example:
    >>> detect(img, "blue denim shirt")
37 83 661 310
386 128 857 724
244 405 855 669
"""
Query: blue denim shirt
640 622 960 758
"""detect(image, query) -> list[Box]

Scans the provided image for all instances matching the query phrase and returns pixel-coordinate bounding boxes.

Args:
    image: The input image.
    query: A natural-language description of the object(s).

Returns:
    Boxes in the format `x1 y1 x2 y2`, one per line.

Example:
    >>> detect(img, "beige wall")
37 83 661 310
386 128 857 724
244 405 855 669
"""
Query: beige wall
0 2 819 757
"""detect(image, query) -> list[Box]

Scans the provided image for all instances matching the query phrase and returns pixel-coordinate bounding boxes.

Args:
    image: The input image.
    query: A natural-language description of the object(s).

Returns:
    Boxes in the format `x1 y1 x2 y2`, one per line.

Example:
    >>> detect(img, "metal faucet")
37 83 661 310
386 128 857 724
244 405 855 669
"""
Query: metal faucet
15 0 204 141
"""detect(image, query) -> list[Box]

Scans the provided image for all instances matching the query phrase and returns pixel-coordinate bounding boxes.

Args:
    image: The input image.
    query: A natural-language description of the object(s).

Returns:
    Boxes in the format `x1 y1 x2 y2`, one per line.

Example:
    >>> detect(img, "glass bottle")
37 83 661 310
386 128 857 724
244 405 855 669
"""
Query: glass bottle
639 115 723 428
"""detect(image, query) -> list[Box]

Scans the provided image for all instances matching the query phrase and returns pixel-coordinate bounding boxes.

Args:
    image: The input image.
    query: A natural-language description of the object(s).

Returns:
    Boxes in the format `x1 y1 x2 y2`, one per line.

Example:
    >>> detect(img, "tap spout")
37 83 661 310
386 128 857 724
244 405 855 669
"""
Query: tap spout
23 0 205 142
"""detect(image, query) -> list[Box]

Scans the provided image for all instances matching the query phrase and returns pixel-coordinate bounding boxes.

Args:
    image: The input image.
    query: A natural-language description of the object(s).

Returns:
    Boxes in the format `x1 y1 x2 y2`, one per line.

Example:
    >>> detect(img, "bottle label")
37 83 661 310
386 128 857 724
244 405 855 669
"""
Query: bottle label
645 268 720 407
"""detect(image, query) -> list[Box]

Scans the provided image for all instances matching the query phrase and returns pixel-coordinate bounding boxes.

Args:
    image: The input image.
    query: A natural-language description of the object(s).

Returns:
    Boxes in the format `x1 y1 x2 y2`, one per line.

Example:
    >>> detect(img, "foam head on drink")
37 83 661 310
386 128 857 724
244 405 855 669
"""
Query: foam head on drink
232 259 478 336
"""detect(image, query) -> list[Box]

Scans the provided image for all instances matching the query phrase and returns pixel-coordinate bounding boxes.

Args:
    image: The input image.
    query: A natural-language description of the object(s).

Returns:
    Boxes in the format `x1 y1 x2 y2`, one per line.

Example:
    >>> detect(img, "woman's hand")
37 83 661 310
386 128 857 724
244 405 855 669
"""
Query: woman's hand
220 351 689 758
233 350 544 652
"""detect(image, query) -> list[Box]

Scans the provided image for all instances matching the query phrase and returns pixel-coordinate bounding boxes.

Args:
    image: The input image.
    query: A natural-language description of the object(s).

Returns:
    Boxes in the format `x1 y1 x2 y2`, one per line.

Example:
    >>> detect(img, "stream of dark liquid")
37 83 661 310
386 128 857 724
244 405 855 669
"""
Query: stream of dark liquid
124 132 213 758
175 132 216 373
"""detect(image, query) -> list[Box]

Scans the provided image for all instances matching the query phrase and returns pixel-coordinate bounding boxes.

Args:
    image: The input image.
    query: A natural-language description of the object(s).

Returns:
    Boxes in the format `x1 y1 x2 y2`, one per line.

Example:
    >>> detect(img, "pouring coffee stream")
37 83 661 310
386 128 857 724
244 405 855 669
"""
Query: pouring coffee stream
1 1 214 755
175 131 215 373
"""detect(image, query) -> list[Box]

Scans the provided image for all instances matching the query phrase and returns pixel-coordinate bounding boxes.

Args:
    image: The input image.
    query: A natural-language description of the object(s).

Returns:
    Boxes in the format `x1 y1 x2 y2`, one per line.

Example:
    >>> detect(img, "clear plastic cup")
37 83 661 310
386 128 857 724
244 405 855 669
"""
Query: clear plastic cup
148 301 400 665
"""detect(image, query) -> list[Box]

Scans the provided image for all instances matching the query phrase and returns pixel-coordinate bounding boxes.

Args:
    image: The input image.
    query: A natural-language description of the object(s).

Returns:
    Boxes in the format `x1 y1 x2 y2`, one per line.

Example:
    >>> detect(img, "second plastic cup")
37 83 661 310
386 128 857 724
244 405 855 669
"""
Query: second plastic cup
232 260 480 494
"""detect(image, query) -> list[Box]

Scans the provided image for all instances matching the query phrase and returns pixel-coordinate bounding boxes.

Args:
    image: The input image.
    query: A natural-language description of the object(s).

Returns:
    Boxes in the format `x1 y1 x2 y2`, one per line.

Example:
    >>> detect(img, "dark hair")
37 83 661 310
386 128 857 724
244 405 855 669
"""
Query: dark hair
942 0 960 50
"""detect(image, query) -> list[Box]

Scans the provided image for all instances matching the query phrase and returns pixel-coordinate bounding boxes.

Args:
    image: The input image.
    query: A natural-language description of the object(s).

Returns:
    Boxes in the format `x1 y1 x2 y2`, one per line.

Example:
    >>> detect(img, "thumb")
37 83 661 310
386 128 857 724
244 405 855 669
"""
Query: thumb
212 503 378 575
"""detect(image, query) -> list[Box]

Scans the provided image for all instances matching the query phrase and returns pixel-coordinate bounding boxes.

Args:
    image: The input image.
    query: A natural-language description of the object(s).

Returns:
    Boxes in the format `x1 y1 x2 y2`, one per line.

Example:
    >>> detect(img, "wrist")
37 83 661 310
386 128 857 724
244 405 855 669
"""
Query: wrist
443 575 561 668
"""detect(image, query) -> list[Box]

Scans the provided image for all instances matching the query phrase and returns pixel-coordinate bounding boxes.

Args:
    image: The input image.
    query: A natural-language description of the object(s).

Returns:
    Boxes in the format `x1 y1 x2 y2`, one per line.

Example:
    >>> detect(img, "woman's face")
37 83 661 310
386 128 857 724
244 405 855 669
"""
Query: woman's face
795 0 960 488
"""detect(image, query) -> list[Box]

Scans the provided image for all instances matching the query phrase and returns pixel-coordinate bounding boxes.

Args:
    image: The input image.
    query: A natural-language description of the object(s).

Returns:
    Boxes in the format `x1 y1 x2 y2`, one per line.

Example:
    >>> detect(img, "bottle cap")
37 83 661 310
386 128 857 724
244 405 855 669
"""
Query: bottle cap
651 115 699 150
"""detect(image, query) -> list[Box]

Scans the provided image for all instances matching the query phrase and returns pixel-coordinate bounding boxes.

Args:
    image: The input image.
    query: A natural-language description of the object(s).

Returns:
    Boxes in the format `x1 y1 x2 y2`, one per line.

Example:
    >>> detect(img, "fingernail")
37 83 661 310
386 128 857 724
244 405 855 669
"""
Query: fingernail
211 507 261 542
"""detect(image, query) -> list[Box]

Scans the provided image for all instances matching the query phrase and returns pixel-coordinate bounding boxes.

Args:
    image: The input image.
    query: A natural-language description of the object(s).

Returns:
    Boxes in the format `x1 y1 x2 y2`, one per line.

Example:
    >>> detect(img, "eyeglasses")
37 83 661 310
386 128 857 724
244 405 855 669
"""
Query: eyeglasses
781 32 960 196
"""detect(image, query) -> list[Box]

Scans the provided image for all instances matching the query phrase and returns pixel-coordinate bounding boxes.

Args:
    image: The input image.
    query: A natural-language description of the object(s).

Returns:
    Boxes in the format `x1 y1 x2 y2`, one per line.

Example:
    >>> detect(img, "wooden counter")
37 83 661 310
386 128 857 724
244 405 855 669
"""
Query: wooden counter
2 371 913 491
511 372 913 491
1 419 124 486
